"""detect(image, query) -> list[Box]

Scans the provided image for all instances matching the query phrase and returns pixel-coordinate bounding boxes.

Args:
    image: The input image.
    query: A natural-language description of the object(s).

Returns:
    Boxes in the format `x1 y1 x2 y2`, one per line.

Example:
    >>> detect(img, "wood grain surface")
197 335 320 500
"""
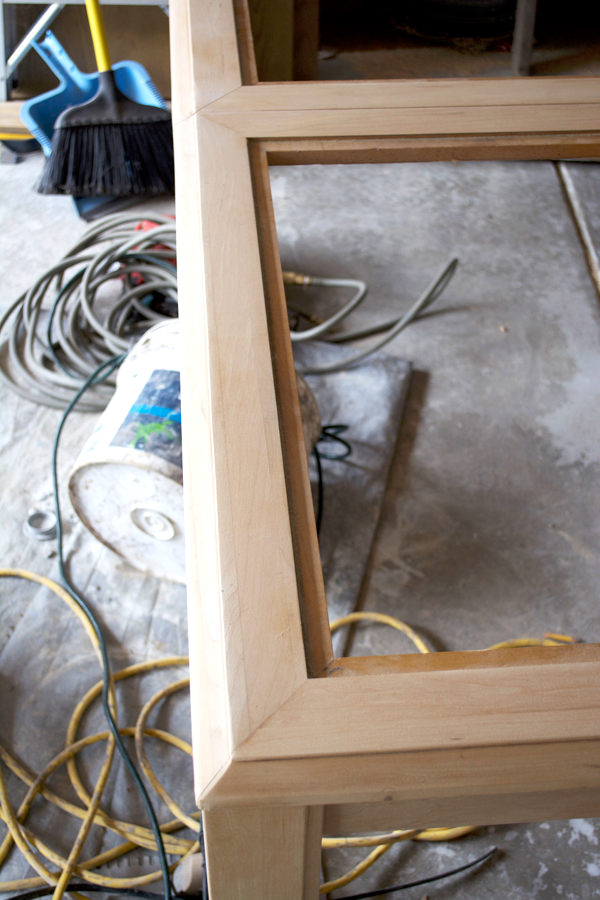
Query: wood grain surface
173 110 306 798
262 133 600 165
206 77 600 111
325 643 600 676
323 787 600 834
234 660 600 760
202 739 600 811
170 0 242 124
250 143 333 677
203 805 323 899
0 100 28 134
169 0 600 880
204 103 600 139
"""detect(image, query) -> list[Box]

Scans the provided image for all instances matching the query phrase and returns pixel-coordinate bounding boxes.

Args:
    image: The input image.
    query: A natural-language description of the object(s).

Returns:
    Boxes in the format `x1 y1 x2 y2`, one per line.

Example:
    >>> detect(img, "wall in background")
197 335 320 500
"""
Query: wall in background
8 5 171 100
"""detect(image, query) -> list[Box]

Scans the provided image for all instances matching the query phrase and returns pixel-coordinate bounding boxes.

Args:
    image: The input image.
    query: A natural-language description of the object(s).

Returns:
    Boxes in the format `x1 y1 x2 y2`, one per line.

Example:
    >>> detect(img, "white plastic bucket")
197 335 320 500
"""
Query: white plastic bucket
69 319 186 583
69 318 321 585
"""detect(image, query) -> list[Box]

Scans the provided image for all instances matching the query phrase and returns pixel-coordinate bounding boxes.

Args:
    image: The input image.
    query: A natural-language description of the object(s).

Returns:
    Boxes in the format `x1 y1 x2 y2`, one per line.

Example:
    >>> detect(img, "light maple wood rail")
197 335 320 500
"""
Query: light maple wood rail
203 738 600 811
170 0 600 895
262 134 600 165
203 103 600 139
206 77 600 111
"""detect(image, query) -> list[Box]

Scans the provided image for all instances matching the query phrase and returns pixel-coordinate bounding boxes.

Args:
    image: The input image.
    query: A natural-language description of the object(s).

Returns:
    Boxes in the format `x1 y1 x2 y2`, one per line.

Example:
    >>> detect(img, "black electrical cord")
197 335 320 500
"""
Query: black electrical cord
334 846 497 900
4 848 496 900
5 885 180 900
316 425 352 461
51 355 172 900
40 354 492 900
312 424 353 538
313 445 324 537
200 825 209 900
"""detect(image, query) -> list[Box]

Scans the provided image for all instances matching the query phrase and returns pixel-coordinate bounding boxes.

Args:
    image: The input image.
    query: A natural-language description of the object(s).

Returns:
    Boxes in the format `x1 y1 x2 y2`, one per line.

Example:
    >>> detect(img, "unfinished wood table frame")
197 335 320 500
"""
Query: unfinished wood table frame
170 2 600 895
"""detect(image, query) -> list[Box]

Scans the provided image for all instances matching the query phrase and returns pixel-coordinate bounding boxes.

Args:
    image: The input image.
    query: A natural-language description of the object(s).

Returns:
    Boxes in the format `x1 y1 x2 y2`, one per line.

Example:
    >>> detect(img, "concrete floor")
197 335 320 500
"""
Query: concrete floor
318 36 600 80
271 159 600 897
272 160 600 653
317 1 600 81
2 151 600 897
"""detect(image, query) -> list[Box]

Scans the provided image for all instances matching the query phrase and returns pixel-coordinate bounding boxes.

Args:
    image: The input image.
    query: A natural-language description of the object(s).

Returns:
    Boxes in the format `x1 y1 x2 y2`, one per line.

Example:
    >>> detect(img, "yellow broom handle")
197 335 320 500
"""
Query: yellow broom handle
85 0 111 72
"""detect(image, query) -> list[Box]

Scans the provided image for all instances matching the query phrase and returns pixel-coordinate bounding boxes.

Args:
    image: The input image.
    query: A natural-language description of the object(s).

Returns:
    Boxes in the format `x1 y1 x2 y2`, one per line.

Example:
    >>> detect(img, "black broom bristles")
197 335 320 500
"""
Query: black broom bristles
38 120 174 196
37 70 175 197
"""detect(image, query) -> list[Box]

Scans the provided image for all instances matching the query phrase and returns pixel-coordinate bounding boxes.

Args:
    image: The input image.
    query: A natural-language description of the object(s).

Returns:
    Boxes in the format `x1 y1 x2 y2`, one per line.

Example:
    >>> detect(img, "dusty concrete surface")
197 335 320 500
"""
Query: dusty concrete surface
317 3 600 81
318 39 600 80
0 154 409 892
272 160 600 652
272 159 600 898
0 153 175 304
2 147 600 899
294 342 411 655
0 154 188 895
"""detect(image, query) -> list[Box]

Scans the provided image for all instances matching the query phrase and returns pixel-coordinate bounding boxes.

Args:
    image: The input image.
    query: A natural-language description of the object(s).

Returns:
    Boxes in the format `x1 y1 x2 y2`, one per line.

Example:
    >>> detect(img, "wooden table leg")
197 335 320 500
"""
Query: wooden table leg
203 805 323 900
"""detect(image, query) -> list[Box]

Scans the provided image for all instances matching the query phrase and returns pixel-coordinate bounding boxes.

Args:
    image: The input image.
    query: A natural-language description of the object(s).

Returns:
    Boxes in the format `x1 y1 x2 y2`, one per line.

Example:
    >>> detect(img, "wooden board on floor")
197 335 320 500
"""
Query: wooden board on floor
0 100 28 135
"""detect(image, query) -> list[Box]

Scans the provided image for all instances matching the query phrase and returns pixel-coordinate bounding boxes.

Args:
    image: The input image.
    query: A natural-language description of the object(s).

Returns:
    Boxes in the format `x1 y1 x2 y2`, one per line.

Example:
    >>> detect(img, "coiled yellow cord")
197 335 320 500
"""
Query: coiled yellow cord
330 611 430 654
0 569 197 898
0 571 574 898
322 610 571 893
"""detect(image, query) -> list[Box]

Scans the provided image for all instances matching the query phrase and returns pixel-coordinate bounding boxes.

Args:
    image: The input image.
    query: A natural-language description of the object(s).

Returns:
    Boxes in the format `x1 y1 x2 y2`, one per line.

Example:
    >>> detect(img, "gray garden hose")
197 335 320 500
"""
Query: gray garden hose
0 213 176 411
1 209 457 406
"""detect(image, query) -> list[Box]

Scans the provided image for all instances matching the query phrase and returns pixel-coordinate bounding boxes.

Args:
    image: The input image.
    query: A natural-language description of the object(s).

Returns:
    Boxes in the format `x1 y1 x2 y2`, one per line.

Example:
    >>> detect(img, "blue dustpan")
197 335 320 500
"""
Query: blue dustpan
20 32 168 219
20 31 166 156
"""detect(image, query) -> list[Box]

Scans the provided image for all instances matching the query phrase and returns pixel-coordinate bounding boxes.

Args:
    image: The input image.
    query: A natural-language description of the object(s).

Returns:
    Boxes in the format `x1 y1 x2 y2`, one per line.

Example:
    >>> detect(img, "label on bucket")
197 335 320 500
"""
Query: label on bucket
110 369 182 469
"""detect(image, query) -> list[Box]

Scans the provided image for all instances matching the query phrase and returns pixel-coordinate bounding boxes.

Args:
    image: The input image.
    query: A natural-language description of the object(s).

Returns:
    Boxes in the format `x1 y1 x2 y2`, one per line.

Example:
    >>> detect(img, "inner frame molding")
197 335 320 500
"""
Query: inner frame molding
170 0 600 874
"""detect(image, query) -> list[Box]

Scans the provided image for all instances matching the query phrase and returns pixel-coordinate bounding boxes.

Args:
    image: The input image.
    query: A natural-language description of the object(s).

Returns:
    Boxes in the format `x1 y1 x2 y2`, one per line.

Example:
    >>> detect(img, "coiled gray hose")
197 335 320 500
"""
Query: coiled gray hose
294 258 458 375
1 208 456 406
0 213 177 411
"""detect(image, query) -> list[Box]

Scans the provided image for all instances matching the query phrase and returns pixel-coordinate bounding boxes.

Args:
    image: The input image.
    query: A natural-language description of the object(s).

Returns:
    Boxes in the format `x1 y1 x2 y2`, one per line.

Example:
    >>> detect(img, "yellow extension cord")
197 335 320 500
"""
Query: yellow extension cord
319 611 571 893
0 569 574 898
